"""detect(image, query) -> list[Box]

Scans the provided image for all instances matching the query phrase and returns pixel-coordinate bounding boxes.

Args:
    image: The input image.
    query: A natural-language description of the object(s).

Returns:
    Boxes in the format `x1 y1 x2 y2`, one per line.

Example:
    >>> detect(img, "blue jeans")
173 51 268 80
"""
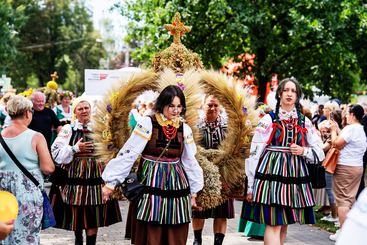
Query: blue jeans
325 172 335 204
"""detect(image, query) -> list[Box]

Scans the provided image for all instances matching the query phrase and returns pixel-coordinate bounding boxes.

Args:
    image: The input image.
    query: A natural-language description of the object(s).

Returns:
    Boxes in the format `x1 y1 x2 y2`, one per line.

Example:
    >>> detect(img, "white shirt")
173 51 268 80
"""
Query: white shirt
338 124 367 167
102 116 204 194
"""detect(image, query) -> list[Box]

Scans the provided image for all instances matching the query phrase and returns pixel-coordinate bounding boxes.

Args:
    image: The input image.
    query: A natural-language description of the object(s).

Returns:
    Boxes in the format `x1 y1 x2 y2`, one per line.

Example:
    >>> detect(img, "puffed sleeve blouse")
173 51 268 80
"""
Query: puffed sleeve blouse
102 116 204 194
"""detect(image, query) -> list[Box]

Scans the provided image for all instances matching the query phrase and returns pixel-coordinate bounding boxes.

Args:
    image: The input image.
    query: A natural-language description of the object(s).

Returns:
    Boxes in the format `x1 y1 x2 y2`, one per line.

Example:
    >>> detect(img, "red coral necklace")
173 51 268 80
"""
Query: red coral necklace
162 125 177 140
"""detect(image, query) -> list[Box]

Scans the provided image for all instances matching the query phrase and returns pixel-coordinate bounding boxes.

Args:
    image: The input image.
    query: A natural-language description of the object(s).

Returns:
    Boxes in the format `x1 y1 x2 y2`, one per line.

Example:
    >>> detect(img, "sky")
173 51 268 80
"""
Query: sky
87 0 127 52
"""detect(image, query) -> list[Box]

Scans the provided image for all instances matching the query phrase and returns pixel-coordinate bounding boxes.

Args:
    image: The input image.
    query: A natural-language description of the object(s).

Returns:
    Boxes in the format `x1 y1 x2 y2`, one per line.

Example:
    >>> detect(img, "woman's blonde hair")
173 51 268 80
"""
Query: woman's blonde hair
324 101 339 112
7 95 33 119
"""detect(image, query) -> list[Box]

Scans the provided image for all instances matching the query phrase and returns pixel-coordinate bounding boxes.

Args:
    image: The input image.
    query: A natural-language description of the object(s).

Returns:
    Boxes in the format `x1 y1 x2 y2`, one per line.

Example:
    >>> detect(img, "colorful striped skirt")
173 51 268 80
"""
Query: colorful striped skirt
49 156 122 230
136 157 191 225
243 146 315 226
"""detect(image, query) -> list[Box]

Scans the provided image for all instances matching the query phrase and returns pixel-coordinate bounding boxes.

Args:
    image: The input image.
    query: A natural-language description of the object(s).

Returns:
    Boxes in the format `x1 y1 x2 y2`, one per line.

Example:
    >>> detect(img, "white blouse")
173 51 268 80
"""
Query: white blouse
102 116 204 194
51 120 92 164
245 108 325 193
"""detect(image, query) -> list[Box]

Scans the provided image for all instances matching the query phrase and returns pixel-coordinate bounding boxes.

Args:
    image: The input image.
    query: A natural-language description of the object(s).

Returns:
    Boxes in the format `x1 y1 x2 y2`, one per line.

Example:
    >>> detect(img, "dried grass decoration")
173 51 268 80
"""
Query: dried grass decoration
92 68 257 209
92 12 257 208
196 71 257 208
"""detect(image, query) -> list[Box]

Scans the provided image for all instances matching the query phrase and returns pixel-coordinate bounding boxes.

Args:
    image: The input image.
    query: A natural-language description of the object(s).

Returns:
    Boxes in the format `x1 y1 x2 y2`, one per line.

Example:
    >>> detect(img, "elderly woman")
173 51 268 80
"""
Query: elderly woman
192 95 233 245
49 97 121 245
0 95 54 244
102 85 204 245
329 104 367 241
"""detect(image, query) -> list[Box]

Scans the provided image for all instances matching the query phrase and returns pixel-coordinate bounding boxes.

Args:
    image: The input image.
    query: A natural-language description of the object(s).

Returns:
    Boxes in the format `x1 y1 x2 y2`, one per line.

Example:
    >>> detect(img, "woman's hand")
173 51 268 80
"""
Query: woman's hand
290 143 304 155
246 192 253 202
330 120 340 134
75 138 94 153
191 196 202 211
102 186 113 202
0 220 14 240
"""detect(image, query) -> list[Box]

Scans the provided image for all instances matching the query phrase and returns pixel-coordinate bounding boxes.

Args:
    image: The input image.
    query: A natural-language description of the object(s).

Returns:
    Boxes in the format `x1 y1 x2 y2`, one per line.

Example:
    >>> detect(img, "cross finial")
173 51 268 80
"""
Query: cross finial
164 12 191 45
50 71 58 81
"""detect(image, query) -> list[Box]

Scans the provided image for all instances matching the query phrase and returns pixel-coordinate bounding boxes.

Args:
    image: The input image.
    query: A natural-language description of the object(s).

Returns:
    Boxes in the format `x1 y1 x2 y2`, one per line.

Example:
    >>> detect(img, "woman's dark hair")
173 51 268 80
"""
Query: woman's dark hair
274 77 303 120
349 104 365 122
154 85 186 116
330 110 343 129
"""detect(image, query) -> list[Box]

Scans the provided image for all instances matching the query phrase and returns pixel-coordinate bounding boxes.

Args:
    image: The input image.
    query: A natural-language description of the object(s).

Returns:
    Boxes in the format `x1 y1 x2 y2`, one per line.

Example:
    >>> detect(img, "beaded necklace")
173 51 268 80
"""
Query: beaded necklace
155 113 180 140
204 117 221 134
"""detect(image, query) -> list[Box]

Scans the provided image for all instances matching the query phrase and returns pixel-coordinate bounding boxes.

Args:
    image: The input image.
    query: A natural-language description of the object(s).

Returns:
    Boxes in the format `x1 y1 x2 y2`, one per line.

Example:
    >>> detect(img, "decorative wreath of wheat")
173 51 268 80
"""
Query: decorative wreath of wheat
92 68 257 209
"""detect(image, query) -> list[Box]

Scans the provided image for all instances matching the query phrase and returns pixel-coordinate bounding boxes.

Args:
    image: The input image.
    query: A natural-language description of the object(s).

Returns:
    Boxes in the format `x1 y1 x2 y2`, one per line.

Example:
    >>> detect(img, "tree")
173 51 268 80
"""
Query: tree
116 0 367 102
0 1 26 74
7 0 106 94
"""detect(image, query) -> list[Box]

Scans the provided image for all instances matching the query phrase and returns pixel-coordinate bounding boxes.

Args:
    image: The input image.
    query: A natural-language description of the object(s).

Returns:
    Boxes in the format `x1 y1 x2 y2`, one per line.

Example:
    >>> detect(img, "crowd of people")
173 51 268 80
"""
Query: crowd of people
0 76 367 245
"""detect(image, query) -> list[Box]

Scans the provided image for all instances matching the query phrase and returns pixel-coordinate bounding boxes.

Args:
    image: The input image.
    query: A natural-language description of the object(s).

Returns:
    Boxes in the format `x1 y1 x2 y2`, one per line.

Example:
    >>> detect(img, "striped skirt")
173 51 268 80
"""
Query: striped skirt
60 156 104 206
243 146 315 226
49 156 122 230
136 157 191 225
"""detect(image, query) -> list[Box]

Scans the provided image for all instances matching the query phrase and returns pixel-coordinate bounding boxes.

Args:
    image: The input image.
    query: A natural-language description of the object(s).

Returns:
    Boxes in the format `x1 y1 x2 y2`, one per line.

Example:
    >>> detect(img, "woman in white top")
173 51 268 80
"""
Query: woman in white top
329 104 367 241
0 95 54 244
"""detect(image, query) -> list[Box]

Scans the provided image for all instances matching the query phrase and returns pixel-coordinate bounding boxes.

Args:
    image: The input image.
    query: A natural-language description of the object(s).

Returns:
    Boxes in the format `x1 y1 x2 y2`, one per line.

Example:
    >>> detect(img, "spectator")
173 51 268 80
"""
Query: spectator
329 104 367 241
356 103 367 198
29 91 61 149
312 104 326 129
0 221 14 241
53 91 73 125
0 95 54 244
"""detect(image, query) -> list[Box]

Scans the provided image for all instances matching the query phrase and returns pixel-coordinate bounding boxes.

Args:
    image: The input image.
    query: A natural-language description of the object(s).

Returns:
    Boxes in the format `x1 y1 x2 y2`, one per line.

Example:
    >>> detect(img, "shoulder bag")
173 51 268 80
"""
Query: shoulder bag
0 135 56 229
322 146 340 174
118 139 172 202
306 148 326 189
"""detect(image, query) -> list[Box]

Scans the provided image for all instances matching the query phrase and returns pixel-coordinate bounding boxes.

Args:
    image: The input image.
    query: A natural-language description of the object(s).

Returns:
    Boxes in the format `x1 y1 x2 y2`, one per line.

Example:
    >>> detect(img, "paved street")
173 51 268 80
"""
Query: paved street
41 200 334 245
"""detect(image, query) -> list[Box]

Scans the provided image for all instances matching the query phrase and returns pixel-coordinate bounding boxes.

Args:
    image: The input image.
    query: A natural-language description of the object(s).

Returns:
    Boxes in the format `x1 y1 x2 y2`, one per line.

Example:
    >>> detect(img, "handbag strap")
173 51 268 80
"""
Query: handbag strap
310 148 320 164
0 134 40 188
154 139 171 163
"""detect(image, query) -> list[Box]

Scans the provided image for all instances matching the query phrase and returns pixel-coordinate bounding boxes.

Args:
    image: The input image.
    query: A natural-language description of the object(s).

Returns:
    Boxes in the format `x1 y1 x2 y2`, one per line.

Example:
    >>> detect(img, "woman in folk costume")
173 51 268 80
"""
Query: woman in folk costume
192 95 233 245
243 77 325 245
102 85 204 245
49 97 122 245
53 90 73 125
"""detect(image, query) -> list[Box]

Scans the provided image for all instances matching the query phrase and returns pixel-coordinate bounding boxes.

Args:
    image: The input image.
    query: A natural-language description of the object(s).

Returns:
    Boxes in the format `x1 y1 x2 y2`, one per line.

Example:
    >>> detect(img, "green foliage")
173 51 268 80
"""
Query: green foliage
3 0 106 94
117 0 367 102
0 1 26 73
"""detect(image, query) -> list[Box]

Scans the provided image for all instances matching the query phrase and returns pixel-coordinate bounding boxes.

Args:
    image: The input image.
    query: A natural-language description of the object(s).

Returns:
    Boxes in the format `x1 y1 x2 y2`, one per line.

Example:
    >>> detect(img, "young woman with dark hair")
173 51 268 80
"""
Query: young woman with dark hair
102 85 203 245
243 78 325 245
329 104 367 241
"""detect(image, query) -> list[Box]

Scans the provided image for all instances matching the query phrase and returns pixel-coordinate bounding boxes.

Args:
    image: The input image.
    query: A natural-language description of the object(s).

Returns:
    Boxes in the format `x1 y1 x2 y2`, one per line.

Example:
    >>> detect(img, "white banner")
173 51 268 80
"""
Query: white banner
84 67 141 96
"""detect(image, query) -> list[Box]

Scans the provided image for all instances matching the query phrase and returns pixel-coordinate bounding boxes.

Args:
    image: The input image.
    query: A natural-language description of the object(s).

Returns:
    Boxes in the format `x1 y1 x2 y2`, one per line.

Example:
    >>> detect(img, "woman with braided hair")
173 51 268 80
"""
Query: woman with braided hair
242 77 325 245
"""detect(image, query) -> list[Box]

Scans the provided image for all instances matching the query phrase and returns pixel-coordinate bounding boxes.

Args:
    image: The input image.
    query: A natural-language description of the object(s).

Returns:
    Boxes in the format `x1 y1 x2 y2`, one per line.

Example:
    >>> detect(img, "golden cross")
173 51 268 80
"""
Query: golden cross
50 71 58 81
164 12 191 45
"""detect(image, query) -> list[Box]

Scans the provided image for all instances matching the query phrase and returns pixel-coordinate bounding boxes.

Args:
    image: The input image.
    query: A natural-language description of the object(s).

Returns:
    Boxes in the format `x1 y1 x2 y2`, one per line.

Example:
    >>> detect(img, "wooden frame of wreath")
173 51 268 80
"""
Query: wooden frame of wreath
92 68 257 210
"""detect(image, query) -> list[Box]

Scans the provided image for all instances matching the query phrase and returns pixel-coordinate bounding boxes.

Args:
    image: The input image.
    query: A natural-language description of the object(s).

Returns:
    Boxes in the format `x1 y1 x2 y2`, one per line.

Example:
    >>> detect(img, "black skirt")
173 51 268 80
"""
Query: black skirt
192 198 235 219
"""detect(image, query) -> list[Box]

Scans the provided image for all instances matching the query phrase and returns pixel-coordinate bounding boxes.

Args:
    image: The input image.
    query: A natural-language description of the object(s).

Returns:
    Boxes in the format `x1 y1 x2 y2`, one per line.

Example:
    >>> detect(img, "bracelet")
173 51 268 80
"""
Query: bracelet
191 193 197 198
